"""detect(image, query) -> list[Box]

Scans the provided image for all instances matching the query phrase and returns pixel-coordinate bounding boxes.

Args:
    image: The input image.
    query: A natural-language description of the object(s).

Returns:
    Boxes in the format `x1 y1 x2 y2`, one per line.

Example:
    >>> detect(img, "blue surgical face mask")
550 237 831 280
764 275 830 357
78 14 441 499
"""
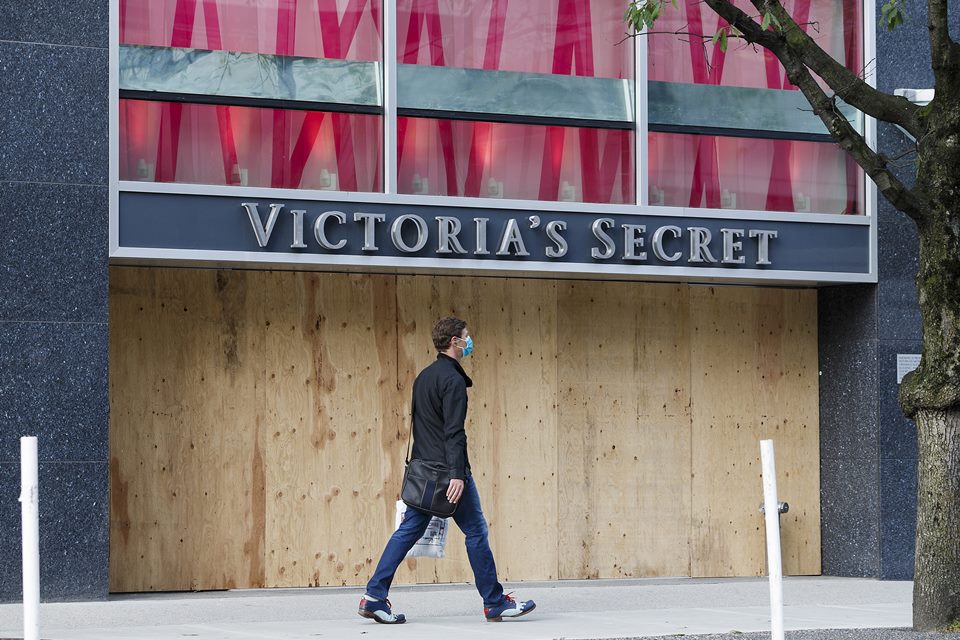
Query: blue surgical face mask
459 336 473 358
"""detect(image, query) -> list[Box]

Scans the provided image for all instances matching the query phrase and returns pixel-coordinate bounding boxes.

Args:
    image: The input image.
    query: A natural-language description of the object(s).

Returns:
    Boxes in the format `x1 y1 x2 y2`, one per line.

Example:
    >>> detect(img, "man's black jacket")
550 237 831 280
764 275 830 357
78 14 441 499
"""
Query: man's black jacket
410 353 472 480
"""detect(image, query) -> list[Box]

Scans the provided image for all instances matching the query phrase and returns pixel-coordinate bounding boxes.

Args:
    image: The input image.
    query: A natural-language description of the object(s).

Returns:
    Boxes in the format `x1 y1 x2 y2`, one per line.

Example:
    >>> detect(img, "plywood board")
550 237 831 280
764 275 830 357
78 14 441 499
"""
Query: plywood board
459 278 559 582
557 281 692 579
689 286 820 577
262 272 400 588
393 276 560 586
393 276 476 586
109 267 267 591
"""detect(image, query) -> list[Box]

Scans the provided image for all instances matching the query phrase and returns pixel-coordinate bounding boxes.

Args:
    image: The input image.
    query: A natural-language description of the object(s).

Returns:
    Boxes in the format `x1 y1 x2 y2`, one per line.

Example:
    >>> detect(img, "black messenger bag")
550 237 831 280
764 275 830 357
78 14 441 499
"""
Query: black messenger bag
400 458 458 517
400 400 459 518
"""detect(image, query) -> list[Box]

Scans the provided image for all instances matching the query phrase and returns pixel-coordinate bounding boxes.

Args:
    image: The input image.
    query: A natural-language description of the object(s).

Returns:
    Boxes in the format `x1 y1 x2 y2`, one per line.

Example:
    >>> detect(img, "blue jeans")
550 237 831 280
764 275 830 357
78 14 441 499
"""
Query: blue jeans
366 475 505 608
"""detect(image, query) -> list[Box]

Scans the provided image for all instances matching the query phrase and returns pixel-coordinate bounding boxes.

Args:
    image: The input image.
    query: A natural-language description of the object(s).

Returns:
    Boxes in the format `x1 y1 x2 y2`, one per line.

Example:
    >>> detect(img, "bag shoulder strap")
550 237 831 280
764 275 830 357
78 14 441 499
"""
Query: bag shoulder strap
404 395 415 464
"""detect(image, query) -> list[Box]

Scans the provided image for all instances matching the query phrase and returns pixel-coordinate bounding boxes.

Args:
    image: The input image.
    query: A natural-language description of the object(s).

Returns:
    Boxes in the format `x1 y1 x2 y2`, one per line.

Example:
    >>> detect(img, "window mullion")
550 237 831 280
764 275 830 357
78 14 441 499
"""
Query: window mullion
384 0 398 195
635 25 647 207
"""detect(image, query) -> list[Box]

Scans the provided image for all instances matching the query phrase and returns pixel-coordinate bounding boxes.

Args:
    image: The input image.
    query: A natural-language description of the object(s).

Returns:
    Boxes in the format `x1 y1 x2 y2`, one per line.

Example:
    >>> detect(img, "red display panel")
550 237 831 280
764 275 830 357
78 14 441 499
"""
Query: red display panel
121 0 381 61
648 133 861 214
397 0 633 80
648 0 861 89
398 117 634 204
120 99 382 191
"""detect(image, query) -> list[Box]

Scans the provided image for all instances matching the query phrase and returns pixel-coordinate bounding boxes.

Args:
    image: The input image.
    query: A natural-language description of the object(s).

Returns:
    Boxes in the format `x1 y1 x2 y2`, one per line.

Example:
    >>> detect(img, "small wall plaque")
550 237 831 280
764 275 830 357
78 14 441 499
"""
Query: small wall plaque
897 353 921 384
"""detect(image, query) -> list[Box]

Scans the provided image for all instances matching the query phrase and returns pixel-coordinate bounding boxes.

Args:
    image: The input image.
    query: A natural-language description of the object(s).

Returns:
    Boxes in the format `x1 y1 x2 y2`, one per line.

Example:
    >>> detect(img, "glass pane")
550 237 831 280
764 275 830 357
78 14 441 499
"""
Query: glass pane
398 117 634 205
397 0 632 79
648 0 861 133
649 0 861 88
395 0 633 123
120 47 381 107
120 99 382 191
120 0 381 62
648 132 862 214
397 65 632 124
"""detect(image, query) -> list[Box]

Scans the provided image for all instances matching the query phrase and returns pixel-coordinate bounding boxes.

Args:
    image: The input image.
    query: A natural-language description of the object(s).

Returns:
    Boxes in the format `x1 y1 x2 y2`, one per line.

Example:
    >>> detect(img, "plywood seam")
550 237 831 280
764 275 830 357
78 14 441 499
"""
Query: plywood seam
554 289 561 583
687 284 695 578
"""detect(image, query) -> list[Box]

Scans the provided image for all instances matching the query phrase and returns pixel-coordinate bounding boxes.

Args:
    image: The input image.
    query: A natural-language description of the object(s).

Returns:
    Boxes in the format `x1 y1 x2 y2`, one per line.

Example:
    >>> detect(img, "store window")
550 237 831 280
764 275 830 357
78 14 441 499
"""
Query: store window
117 0 866 214
395 0 634 204
647 0 864 214
119 0 382 190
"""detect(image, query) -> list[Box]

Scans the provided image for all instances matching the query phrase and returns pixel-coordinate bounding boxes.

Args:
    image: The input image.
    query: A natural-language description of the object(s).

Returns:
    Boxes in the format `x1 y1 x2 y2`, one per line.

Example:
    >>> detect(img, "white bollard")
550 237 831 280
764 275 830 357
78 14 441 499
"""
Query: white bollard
20 436 39 640
760 439 784 640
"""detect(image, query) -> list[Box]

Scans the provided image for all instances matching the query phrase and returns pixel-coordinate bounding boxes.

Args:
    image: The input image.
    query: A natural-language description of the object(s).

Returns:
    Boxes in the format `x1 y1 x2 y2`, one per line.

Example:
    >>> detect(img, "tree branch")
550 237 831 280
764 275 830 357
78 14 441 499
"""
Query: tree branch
779 42 927 222
735 0 926 138
927 0 960 95
701 0 927 222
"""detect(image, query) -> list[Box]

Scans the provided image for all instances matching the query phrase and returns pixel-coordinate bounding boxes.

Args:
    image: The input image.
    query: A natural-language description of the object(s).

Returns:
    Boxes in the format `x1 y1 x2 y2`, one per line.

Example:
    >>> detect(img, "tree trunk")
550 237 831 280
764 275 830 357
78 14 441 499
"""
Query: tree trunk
912 407 960 630
901 95 960 630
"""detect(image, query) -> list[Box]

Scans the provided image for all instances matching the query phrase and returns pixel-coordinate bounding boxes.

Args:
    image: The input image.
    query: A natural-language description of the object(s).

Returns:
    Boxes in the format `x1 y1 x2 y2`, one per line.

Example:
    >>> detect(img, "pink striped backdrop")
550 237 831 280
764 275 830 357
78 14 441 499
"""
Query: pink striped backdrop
120 0 382 191
648 0 862 213
119 0 863 212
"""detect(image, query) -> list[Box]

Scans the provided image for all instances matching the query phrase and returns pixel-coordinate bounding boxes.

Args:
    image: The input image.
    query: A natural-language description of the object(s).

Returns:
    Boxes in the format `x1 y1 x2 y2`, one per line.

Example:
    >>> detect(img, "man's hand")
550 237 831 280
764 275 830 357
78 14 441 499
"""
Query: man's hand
447 479 464 504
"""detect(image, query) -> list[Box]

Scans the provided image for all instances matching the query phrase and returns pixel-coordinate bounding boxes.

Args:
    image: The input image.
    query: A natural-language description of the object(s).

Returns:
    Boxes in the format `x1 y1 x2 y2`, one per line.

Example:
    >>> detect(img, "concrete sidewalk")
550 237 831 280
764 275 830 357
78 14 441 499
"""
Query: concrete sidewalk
0 577 912 640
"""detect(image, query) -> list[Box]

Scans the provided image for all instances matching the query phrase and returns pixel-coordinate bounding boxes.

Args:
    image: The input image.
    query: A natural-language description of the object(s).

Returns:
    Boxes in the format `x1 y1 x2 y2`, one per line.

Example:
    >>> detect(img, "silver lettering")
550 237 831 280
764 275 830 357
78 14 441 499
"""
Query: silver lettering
390 214 429 253
591 218 616 259
545 220 568 258
354 212 385 251
436 216 467 254
652 225 682 262
474 218 490 255
496 218 530 256
687 227 718 263
290 209 307 249
313 211 347 250
242 202 283 248
749 229 778 265
721 228 745 264
622 223 647 261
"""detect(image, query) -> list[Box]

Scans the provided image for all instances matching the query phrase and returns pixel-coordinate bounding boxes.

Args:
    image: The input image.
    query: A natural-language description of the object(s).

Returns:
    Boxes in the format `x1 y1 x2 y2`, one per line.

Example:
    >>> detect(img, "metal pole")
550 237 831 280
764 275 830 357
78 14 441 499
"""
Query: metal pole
20 436 39 640
760 439 784 640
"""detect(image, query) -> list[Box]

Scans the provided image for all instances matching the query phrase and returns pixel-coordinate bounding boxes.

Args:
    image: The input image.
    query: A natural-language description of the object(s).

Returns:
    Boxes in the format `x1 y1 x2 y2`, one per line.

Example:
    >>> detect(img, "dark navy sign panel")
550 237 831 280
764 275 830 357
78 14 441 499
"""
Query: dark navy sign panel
118 192 870 275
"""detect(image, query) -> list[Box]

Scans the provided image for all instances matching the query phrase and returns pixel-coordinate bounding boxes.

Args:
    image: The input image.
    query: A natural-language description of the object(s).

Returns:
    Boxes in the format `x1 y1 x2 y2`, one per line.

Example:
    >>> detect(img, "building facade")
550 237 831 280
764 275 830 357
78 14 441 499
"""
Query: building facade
0 0 950 600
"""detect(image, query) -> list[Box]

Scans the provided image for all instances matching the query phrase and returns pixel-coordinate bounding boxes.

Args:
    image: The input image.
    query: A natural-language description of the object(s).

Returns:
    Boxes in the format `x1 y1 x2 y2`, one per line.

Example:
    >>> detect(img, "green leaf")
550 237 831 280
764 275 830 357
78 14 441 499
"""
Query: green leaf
761 11 771 30
719 28 728 52
711 29 722 45
879 0 907 31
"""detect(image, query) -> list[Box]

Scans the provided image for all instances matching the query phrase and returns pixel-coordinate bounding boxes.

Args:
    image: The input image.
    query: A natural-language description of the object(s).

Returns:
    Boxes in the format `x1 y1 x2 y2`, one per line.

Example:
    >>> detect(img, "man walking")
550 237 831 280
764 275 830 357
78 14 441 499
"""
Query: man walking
359 316 536 624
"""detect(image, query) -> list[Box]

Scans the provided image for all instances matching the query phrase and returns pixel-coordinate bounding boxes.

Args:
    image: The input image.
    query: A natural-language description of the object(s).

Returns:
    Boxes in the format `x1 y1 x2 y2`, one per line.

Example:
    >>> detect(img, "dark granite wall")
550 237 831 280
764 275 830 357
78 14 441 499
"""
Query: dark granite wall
819 1 959 580
0 0 110 600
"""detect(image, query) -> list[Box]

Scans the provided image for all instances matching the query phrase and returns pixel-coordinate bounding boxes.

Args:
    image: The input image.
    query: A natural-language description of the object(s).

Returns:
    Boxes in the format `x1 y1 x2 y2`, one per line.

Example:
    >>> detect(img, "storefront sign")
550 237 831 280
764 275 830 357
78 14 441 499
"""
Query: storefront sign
116 192 872 280
241 202 781 265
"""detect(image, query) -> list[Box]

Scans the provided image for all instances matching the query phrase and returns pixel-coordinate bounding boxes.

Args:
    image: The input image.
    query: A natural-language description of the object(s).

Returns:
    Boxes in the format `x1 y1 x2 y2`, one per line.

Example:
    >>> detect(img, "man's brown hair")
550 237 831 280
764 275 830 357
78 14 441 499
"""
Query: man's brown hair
432 316 467 352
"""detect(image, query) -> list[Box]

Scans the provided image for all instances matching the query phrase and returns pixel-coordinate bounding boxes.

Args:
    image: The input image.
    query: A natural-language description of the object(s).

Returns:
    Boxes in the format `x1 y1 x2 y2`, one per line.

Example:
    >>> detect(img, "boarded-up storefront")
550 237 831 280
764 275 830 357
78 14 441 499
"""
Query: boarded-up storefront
109 267 819 592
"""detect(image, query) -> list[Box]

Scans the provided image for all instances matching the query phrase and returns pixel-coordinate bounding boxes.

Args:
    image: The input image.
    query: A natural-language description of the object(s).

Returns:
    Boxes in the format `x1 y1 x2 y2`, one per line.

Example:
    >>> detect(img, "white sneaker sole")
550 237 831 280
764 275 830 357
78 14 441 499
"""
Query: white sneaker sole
359 608 406 624
486 602 536 622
